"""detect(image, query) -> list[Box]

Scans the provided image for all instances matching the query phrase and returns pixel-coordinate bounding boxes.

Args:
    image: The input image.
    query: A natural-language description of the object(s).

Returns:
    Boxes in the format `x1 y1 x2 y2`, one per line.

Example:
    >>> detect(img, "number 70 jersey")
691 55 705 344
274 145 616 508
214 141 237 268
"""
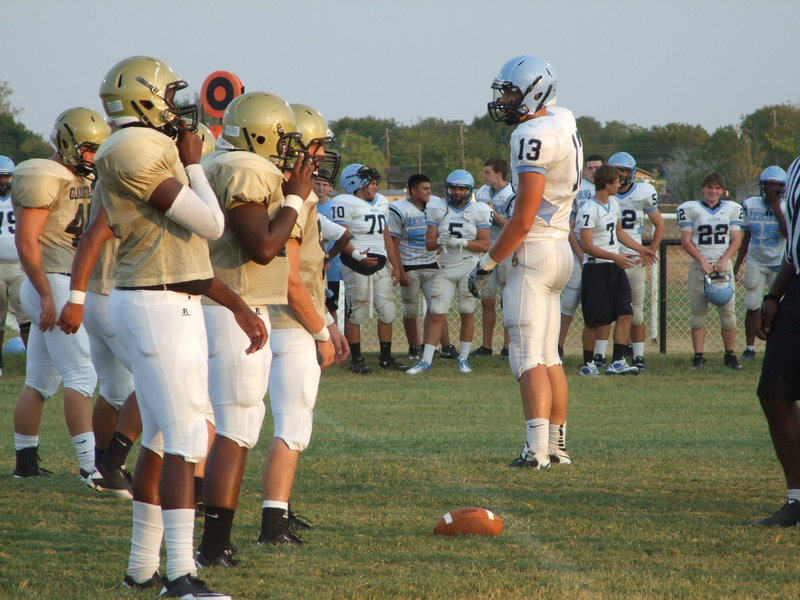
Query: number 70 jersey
510 105 583 241
330 192 389 257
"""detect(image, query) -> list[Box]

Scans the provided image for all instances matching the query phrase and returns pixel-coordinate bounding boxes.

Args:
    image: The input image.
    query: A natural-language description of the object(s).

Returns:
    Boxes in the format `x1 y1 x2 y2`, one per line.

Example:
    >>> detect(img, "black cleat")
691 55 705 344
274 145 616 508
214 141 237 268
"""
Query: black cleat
633 356 647 371
13 446 52 478
122 571 164 590
87 464 133 499
508 443 551 470
751 501 800 527
469 346 493 357
350 357 371 374
407 345 421 360
593 353 606 369
159 573 231 599
439 344 458 359
500 347 509 359
195 545 239 568
288 508 313 531
724 352 744 370
258 528 305 546
378 356 407 371
741 349 756 361
691 354 706 369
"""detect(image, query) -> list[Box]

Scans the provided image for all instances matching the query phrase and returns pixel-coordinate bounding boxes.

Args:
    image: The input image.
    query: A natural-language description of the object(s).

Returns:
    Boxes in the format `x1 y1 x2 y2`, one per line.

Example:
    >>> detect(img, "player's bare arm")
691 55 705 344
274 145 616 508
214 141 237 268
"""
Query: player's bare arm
391 235 410 286
204 276 268 354
648 209 666 256
465 227 491 254
326 228 353 264
616 227 656 265
715 229 741 272
57 206 115 334
15 206 56 331
580 227 635 269
383 227 401 286
733 229 752 278
425 224 440 252
567 220 584 263
285 239 334 369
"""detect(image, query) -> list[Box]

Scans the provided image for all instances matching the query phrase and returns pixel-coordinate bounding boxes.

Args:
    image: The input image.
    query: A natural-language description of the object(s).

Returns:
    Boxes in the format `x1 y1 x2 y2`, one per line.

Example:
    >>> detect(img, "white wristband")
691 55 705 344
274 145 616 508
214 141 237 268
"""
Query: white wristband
350 249 367 262
479 253 498 270
284 194 304 214
313 326 331 342
325 311 335 326
69 290 86 305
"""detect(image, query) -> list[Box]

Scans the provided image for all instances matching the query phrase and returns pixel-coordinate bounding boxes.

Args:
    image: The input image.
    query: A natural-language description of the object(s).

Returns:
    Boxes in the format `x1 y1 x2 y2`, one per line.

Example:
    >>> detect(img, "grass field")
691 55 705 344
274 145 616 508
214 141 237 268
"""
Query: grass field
0 349 795 599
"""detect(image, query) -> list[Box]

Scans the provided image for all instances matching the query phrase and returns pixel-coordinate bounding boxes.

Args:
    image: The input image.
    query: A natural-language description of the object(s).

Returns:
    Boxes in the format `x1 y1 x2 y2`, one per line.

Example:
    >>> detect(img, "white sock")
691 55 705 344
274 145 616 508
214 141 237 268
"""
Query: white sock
746 345 755 352
459 341 471 360
788 489 800 503
594 340 608 358
525 418 549 457
632 342 645 358
14 434 39 451
72 432 95 473
127 501 163 583
262 500 289 511
163 508 197 581
422 344 436 364
548 422 566 454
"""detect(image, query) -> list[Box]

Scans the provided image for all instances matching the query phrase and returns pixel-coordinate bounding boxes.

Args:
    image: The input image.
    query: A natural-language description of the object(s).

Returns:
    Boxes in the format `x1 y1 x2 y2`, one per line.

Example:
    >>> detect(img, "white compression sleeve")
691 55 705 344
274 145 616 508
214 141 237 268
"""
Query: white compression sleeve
165 164 224 239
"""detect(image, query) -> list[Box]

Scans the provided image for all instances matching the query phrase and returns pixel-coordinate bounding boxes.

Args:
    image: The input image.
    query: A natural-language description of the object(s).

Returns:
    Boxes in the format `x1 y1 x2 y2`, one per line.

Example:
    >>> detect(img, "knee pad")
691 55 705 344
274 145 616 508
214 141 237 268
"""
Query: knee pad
719 302 737 330
271 362 320 452
161 415 209 462
345 294 367 325
631 304 644 327
690 309 707 330
214 401 266 449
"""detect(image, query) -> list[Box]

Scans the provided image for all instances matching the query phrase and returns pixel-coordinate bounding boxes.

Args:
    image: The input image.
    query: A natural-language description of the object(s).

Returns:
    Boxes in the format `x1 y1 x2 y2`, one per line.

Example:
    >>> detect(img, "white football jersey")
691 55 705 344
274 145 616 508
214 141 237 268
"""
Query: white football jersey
677 200 743 263
426 196 492 268
0 193 18 262
388 198 437 267
509 105 583 241
319 213 345 245
576 197 622 264
741 196 786 267
475 183 514 242
614 181 659 251
330 192 389 257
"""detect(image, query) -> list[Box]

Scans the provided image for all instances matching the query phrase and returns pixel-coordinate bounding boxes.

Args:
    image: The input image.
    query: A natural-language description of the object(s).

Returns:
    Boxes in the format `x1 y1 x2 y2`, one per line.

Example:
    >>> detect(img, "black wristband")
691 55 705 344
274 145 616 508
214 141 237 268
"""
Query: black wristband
763 293 781 304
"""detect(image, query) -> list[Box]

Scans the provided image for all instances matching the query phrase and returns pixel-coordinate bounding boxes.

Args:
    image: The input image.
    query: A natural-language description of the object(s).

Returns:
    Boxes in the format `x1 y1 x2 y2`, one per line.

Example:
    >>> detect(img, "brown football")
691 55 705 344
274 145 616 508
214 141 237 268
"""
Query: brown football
433 506 503 537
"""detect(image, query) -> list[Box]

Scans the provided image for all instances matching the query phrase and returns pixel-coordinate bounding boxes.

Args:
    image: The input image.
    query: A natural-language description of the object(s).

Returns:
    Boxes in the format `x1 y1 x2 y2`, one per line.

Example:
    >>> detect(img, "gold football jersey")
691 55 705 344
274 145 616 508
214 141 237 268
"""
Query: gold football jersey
95 127 213 287
86 195 118 295
200 149 289 306
11 158 92 273
269 192 326 330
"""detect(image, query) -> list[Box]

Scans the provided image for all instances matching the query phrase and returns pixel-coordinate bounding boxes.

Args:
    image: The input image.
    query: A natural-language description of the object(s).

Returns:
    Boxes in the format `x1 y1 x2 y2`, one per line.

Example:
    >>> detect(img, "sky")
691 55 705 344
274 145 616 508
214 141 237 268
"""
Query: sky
5 0 800 140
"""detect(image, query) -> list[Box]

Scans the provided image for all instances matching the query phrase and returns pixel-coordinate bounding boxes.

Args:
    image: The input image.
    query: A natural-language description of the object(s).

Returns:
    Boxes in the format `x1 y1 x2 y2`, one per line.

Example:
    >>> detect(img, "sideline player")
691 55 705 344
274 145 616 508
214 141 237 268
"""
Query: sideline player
558 154 604 359
193 92 310 565
472 158 514 357
733 166 787 360
596 151 665 370
96 55 265 598
408 170 490 374
752 155 800 527
470 55 581 469
0 156 30 372
11 108 108 480
677 172 743 370
331 163 405 373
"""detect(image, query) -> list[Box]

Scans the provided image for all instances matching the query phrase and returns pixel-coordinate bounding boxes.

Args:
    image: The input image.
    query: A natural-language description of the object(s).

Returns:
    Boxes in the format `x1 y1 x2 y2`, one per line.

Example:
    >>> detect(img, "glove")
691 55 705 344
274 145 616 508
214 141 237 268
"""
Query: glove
437 232 451 247
468 260 494 298
445 237 468 249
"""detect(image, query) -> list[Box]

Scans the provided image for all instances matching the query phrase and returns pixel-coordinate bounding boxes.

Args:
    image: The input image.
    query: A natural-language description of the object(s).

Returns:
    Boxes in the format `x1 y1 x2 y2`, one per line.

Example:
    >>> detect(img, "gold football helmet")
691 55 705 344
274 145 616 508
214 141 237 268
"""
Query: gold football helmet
219 92 298 167
49 107 111 179
99 56 197 136
290 103 340 183
195 122 218 156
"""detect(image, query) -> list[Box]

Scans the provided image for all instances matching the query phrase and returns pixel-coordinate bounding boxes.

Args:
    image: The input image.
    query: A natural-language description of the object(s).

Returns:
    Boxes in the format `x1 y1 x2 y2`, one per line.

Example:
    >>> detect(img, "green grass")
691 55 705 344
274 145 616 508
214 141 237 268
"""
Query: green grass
0 351 794 599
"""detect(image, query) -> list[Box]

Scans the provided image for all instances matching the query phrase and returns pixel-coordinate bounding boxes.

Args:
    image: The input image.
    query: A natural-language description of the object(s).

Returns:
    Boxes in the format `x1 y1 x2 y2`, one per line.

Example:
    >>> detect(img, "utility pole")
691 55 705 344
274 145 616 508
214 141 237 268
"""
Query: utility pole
418 143 422 173
385 128 391 167
459 124 466 169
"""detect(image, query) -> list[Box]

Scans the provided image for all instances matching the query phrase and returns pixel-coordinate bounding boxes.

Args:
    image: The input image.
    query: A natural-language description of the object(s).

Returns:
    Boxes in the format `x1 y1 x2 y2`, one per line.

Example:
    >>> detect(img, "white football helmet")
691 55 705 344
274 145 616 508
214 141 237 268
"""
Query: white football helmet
759 165 787 199
49 107 111 179
0 155 14 196
488 55 557 124
444 169 474 208
340 163 381 194
608 152 637 187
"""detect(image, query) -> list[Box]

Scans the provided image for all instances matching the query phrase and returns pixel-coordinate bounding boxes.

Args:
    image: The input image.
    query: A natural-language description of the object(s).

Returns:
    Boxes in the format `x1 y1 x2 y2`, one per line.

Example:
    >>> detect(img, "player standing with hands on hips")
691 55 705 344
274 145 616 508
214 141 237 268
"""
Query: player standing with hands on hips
469 55 581 469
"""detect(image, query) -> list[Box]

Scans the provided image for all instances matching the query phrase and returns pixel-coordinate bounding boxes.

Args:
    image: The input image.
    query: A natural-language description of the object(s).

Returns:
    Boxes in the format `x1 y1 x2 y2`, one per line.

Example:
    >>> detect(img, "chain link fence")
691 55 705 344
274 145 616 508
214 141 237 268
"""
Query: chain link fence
348 213 757 358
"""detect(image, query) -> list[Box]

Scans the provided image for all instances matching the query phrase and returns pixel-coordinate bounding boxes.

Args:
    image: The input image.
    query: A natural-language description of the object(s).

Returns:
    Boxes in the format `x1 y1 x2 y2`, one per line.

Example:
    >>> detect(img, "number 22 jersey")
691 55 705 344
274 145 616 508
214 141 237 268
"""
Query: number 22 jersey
677 199 743 263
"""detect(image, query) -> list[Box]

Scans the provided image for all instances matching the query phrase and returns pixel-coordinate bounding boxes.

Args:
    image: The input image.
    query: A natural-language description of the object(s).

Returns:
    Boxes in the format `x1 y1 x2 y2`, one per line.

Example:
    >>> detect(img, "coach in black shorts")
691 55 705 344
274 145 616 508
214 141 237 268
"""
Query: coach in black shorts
752 155 800 527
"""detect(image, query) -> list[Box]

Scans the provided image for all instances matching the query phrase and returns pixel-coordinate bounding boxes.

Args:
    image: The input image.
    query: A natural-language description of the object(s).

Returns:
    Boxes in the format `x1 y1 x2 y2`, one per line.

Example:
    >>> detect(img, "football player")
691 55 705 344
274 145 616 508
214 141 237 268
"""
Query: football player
192 91 312 565
11 108 108 481
331 163 405 373
559 154 607 361
95 56 265 598
469 55 581 469
258 103 340 546
407 169 491 375
388 173 453 360
733 166 788 360
0 155 30 373
472 158 514 357
677 172 744 369
594 152 665 371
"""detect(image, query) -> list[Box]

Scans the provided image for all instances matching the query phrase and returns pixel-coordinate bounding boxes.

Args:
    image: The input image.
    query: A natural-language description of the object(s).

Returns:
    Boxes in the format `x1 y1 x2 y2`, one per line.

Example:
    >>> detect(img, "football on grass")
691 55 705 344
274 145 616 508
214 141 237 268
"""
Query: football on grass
433 507 503 537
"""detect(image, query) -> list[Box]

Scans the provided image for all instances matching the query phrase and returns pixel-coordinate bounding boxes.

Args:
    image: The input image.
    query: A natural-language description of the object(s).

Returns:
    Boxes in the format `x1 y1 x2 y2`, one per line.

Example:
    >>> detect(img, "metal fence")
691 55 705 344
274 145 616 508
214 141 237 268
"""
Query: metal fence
347 213 758 358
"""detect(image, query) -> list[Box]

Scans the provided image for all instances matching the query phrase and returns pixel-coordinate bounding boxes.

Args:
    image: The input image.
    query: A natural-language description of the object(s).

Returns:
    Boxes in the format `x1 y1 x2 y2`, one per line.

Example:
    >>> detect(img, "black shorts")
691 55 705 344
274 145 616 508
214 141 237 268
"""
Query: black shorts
757 275 800 402
326 280 341 314
580 262 633 327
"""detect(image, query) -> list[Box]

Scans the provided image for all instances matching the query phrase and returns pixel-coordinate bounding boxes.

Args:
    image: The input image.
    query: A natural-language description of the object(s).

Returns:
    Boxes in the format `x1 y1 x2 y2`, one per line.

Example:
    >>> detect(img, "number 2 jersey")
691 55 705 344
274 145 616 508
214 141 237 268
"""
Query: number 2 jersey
741 196 786 267
614 181 659 253
677 199 743 263
11 158 92 273
425 196 492 268
330 192 389 257
509 105 583 241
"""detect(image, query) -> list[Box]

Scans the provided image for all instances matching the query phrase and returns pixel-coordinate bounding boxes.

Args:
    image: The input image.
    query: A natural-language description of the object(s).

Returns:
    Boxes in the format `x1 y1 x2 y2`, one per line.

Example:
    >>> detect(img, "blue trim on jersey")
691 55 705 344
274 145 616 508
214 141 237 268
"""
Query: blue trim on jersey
615 182 637 199
537 198 559 224
476 224 490 229
517 165 546 175
589 198 613 214
700 200 724 215
644 207 657 213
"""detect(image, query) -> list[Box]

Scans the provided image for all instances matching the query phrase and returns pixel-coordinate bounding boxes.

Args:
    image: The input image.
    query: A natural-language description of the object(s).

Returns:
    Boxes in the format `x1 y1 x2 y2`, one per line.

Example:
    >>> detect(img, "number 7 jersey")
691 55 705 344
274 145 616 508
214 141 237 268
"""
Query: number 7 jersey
509 105 583 241
330 192 389 257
